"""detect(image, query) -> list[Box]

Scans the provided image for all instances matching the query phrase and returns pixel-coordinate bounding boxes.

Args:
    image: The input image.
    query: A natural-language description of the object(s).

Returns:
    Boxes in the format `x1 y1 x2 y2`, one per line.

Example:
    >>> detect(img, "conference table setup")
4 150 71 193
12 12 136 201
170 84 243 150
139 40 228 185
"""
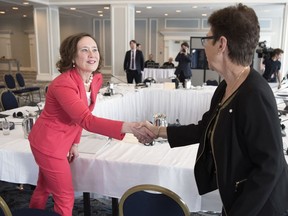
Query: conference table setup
0 83 221 215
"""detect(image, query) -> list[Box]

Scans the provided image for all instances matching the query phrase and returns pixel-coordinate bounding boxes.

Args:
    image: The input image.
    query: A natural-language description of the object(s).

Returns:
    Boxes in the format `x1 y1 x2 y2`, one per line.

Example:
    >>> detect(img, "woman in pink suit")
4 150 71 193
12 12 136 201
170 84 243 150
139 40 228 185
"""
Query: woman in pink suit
28 33 154 216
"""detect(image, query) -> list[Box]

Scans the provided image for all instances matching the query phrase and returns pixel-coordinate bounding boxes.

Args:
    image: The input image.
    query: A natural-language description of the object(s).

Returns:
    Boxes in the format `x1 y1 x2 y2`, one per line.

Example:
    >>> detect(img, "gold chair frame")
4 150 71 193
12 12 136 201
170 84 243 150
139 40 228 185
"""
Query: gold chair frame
0 196 13 216
119 184 190 216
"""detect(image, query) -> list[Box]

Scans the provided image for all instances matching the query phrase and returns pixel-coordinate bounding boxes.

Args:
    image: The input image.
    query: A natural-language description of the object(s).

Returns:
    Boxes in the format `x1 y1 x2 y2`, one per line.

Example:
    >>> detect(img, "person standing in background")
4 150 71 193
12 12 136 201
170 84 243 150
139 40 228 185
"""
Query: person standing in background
174 42 193 86
262 48 284 89
123 40 144 84
136 43 142 50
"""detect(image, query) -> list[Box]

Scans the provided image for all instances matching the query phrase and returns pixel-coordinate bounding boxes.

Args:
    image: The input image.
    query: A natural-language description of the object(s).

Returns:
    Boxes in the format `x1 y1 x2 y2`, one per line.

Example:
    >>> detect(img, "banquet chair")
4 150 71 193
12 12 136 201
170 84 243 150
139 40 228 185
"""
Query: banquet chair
0 90 19 111
15 73 41 102
3 74 31 105
0 196 60 216
206 79 219 86
119 184 190 216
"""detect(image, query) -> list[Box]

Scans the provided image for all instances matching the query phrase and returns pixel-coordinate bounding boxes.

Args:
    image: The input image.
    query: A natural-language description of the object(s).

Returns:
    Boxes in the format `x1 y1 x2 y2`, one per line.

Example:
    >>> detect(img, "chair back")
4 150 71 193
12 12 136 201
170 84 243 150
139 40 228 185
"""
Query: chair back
4 74 16 89
0 90 19 110
0 196 12 216
0 196 60 216
206 80 218 86
15 73 26 88
119 184 190 216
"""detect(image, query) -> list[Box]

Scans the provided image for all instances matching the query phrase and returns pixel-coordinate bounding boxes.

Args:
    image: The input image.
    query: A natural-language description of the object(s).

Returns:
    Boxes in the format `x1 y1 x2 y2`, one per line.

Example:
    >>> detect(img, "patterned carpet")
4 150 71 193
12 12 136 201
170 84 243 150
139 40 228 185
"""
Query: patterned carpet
0 181 222 216
0 181 112 216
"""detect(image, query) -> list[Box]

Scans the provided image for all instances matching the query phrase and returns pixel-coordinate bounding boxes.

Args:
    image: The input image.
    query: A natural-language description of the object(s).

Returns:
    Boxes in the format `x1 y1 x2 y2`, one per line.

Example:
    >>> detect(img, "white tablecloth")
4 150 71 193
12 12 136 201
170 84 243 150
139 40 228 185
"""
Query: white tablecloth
0 122 221 211
96 84 216 125
142 68 175 82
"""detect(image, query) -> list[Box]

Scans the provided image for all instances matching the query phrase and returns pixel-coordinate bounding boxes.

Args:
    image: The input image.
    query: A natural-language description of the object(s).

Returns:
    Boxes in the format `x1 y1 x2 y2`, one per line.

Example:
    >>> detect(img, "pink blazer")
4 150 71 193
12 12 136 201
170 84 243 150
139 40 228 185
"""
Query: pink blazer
29 69 124 159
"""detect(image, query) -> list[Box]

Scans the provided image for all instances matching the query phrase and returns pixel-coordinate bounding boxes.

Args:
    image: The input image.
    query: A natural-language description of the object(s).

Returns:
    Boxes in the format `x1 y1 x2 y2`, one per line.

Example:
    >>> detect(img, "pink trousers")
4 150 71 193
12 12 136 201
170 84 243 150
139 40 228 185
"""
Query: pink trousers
30 147 74 216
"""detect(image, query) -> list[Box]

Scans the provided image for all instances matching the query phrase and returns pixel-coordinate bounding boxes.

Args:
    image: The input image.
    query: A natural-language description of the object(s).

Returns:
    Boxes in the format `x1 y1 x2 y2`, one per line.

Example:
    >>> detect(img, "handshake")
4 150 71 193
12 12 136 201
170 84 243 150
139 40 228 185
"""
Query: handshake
122 121 165 144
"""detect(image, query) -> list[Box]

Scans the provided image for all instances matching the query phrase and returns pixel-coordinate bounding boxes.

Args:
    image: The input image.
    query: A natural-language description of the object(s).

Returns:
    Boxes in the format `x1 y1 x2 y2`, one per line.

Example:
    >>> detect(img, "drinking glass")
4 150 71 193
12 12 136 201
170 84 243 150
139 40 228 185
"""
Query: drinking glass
2 120 10 135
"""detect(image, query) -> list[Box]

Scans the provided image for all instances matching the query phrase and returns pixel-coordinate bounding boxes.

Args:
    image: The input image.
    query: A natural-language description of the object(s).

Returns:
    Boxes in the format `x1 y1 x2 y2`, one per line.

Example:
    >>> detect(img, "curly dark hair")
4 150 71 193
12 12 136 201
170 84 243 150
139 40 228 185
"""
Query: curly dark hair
56 33 103 73
208 3 260 66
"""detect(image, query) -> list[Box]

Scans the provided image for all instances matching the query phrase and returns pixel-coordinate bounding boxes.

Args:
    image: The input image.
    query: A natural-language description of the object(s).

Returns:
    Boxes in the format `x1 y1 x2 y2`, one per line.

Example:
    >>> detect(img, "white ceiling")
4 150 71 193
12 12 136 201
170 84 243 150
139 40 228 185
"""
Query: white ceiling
0 0 285 19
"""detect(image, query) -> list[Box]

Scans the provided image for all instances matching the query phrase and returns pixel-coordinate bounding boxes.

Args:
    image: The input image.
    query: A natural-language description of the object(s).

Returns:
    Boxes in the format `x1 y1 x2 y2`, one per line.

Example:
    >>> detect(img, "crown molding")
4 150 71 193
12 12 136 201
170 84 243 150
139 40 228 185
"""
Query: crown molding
0 30 13 34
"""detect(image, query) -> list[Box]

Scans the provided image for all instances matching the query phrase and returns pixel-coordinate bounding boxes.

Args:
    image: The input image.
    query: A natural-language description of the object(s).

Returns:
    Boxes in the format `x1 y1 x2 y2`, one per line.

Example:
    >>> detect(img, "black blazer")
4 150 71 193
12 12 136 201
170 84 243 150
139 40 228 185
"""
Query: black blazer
167 69 288 216
174 52 193 78
123 50 144 75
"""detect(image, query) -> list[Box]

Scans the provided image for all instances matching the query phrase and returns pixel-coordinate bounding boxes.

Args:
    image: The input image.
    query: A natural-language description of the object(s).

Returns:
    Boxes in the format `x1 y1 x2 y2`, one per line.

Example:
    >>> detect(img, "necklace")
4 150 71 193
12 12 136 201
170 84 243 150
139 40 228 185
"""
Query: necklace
84 74 93 87
222 66 249 103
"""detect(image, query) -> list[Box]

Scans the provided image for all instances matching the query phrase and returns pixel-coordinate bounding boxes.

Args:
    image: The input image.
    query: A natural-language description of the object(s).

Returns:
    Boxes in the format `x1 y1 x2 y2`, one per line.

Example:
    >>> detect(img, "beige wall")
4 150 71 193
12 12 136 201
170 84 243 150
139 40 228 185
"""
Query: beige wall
0 17 33 67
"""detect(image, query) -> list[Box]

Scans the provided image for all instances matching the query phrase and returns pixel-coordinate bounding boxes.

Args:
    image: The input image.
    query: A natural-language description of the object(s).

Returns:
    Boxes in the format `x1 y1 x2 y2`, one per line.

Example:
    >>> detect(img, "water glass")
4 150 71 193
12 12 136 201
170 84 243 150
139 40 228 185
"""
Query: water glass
2 120 10 135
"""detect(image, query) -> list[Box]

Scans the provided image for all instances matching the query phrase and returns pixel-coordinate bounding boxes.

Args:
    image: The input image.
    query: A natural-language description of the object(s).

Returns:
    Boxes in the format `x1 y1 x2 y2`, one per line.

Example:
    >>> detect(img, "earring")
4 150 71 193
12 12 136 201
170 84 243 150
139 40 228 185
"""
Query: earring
72 60 75 68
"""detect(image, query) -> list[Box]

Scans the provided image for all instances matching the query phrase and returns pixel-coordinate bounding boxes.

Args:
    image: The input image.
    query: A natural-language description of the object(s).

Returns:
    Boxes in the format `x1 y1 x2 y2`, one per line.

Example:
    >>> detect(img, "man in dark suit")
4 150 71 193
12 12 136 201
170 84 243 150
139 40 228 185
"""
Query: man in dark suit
175 42 193 86
123 40 144 84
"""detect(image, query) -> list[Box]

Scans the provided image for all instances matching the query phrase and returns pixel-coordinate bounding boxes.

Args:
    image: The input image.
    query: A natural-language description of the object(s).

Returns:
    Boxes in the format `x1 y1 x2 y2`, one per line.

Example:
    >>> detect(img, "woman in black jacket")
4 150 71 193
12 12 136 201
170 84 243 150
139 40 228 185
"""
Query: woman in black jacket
142 4 288 216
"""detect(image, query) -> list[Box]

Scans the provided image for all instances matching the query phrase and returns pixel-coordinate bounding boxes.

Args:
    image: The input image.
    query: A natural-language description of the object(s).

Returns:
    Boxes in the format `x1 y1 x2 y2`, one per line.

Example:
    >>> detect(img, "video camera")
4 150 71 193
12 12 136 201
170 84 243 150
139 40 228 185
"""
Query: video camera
255 40 274 58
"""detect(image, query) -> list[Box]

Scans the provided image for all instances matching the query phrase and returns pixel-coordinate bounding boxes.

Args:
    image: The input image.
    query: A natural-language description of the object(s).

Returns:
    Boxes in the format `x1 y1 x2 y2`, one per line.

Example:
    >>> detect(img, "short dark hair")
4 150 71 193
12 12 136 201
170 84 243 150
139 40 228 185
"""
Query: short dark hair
56 33 103 73
136 43 141 47
208 3 260 66
271 48 284 57
181 42 189 48
130 40 137 45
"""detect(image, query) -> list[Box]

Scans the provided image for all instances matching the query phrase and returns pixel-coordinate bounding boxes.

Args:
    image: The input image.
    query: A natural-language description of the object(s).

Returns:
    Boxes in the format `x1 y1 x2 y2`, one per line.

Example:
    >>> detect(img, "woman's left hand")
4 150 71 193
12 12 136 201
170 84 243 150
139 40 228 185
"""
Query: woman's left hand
68 144 79 163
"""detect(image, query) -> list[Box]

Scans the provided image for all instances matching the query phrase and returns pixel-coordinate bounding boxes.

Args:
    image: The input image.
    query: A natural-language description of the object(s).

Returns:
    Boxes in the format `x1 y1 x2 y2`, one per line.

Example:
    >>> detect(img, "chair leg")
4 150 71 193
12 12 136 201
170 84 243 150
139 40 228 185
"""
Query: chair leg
112 198 119 216
38 90 41 102
83 192 91 216
30 92 34 102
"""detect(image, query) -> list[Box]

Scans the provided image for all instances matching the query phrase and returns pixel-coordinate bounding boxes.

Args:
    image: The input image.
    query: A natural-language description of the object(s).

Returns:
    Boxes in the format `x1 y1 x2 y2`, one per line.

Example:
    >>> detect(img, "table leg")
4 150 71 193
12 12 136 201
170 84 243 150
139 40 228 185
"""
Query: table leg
83 192 91 216
112 197 119 216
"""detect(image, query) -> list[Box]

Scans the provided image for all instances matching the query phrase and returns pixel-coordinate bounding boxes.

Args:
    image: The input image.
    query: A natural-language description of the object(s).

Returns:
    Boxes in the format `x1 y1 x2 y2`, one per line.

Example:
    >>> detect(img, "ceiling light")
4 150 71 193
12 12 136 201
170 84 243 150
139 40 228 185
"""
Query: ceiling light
176 10 181 13
70 7 76 10
12 7 19 10
164 13 168 16
104 7 110 10
202 13 207 17
99 14 103 17
192 6 198 9
23 2 29 5
136 10 141 14
98 11 103 13
23 14 27 17
0 11 5 14
146 6 152 9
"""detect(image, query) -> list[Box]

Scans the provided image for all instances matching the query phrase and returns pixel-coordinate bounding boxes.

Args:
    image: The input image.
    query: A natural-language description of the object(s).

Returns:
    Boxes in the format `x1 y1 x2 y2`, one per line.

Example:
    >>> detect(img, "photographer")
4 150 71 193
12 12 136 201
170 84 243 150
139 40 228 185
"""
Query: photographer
262 48 284 89
175 42 193 86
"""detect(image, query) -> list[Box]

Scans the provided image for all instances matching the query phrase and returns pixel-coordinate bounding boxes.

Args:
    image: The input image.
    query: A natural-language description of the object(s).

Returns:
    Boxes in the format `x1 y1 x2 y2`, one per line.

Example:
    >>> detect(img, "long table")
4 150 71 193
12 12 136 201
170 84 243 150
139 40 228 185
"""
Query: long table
0 85 222 214
96 84 216 125
142 68 175 82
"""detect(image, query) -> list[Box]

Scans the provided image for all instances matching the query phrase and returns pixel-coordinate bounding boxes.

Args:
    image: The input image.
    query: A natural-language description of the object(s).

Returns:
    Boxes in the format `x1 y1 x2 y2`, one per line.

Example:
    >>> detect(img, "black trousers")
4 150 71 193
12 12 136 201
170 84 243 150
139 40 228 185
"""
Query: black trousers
126 69 142 84
177 72 191 87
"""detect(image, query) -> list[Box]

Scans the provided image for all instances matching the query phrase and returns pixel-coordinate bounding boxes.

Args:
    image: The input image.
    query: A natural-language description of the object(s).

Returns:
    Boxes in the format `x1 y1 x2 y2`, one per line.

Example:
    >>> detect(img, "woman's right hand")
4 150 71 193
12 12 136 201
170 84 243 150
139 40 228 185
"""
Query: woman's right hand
68 144 79 163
